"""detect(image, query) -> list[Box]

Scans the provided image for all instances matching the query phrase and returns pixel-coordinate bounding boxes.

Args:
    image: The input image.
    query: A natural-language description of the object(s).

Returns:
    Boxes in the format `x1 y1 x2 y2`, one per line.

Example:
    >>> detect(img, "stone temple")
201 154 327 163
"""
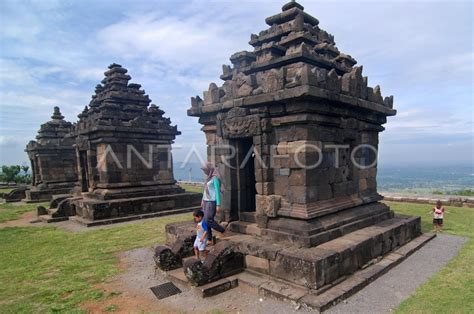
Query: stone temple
156 1 432 310
24 106 78 203
40 64 201 225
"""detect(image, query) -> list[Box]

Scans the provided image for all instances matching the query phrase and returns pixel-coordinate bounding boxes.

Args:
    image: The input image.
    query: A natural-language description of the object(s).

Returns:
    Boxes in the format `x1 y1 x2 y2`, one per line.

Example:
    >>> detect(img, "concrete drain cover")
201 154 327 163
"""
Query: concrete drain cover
150 282 182 299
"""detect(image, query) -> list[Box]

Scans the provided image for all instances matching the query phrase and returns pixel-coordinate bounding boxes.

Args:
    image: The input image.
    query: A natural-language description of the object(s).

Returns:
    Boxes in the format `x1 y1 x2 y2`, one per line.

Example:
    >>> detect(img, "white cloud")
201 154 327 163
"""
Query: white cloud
97 14 239 69
0 0 472 165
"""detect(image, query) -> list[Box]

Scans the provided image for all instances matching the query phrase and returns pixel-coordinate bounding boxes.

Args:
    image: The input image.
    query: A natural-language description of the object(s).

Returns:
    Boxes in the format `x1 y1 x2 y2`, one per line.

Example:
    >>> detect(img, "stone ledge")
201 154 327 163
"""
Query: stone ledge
69 206 199 227
382 193 474 208
236 233 435 311
199 276 239 298
299 233 435 311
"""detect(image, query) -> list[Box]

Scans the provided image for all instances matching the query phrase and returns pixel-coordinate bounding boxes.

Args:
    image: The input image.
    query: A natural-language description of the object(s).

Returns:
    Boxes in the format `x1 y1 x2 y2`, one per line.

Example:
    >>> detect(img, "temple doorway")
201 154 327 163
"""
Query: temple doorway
79 150 89 192
230 137 256 221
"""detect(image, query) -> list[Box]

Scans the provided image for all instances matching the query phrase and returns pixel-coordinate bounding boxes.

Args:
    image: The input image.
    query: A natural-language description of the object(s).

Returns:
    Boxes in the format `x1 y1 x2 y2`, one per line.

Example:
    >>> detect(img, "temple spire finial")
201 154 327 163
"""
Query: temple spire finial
51 106 64 120
282 0 304 11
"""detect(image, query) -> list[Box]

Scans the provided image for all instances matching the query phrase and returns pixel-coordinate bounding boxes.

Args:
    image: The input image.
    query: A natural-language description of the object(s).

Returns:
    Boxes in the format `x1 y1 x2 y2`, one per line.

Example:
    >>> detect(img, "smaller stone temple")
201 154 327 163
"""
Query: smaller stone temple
59 64 201 225
24 106 78 202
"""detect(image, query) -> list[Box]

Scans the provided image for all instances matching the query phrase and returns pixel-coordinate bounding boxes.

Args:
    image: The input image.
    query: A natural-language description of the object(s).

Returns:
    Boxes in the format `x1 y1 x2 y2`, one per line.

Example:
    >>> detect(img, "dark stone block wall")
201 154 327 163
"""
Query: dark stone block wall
24 107 78 202
71 64 201 221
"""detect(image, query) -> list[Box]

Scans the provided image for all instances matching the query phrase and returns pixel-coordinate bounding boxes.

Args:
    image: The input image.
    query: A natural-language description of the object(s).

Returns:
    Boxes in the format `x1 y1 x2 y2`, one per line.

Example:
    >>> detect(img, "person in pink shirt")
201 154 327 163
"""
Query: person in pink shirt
430 200 445 232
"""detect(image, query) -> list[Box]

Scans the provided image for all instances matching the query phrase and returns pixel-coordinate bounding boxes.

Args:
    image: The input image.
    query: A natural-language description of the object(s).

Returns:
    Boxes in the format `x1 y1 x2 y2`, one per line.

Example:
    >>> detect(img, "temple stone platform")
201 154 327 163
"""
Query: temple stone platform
25 184 75 203
68 192 201 227
156 215 434 310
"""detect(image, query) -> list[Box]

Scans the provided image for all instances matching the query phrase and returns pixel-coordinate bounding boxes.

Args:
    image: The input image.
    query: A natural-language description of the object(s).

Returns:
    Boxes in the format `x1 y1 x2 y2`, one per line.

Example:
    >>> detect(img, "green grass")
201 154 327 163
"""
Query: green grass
0 213 190 313
0 202 48 223
385 201 474 314
0 201 472 313
0 187 14 194
178 182 203 193
430 189 474 196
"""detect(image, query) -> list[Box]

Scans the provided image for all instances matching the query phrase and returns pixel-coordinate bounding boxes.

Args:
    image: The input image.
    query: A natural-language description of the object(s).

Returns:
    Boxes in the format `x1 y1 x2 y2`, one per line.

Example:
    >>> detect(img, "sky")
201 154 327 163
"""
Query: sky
0 0 472 168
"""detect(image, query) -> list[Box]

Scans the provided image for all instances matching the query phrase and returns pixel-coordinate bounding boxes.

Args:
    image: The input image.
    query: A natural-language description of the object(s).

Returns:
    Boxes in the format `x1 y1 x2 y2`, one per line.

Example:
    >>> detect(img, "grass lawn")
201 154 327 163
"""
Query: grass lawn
0 201 471 313
178 182 203 193
0 187 14 194
0 207 190 313
385 201 474 314
0 202 48 223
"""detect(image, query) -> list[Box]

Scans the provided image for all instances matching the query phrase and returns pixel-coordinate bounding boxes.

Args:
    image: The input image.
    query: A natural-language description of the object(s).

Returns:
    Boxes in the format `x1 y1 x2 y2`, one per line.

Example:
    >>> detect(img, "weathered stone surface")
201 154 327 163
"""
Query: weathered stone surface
245 255 270 274
66 64 202 223
199 276 239 298
157 2 423 311
185 0 401 247
154 233 196 271
154 246 182 271
24 107 78 203
3 187 27 203
184 241 245 286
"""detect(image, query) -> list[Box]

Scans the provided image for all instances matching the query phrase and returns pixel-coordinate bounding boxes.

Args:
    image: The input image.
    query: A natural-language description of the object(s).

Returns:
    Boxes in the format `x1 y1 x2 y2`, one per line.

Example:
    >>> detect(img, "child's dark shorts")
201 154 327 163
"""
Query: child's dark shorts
433 218 443 226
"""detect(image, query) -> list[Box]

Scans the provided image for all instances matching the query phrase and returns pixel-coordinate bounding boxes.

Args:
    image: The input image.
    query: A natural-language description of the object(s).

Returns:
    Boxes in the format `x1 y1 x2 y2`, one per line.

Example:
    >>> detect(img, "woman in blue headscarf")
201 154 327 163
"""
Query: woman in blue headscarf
201 162 225 244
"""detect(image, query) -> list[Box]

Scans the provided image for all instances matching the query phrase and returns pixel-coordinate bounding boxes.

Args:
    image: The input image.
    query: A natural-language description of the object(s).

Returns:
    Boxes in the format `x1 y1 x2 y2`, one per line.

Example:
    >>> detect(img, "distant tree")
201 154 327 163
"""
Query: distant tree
21 165 29 174
0 165 21 184
15 174 32 184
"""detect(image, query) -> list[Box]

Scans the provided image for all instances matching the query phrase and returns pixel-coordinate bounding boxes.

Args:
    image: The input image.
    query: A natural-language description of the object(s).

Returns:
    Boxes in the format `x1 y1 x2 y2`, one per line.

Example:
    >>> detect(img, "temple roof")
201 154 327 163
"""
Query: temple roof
189 0 395 117
75 64 179 137
34 106 73 143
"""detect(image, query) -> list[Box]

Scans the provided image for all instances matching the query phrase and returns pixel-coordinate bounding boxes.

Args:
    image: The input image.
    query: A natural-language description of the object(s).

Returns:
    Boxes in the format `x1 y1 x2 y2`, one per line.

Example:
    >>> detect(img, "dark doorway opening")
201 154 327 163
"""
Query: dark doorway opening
230 137 256 222
30 159 36 185
79 151 90 192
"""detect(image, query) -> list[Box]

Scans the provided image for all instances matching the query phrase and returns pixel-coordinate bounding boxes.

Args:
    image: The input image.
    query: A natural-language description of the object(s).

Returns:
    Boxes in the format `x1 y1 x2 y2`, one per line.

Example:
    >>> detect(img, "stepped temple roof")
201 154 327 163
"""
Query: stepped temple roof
189 0 395 118
34 106 73 145
76 63 179 137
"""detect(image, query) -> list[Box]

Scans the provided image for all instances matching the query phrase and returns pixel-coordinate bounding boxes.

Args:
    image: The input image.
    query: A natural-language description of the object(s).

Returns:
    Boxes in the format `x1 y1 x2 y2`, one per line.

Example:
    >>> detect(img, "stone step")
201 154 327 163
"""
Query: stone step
198 276 239 298
38 214 69 223
166 268 189 286
167 266 239 298
239 211 257 223
228 221 262 236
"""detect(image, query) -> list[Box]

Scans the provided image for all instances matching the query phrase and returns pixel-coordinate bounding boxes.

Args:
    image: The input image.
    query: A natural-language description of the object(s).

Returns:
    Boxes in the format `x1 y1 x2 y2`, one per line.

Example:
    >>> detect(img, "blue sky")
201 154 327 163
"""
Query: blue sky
0 0 472 167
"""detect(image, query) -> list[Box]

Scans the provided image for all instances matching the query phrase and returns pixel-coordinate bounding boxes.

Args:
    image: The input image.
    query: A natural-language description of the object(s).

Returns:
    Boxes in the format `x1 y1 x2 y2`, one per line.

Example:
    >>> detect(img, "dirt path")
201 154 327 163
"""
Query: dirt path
80 233 466 314
81 247 308 314
0 211 41 228
327 233 466 313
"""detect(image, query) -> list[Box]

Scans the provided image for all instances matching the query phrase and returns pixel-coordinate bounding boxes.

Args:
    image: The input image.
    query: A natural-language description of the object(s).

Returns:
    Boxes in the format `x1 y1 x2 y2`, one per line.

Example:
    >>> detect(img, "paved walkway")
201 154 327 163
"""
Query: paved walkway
327 233 466 313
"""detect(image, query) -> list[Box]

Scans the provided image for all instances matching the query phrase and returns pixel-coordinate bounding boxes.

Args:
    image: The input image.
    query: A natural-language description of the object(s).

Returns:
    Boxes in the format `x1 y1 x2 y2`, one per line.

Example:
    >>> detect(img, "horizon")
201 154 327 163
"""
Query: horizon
0 0 473 167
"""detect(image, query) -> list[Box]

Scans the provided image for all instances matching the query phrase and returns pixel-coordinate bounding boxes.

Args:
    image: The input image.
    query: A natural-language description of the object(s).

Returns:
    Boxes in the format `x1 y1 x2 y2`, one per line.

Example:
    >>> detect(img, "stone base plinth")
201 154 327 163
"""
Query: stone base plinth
35 192 202 226
23 187 74 203
70 192 202 225
156 210 430 310
234 202 394 248
68 206 198 227
237 232 435 311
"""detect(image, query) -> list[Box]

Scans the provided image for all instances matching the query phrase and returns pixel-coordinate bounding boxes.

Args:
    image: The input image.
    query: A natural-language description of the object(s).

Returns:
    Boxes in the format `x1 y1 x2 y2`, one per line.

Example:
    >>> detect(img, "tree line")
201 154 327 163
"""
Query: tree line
0 165 31 184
